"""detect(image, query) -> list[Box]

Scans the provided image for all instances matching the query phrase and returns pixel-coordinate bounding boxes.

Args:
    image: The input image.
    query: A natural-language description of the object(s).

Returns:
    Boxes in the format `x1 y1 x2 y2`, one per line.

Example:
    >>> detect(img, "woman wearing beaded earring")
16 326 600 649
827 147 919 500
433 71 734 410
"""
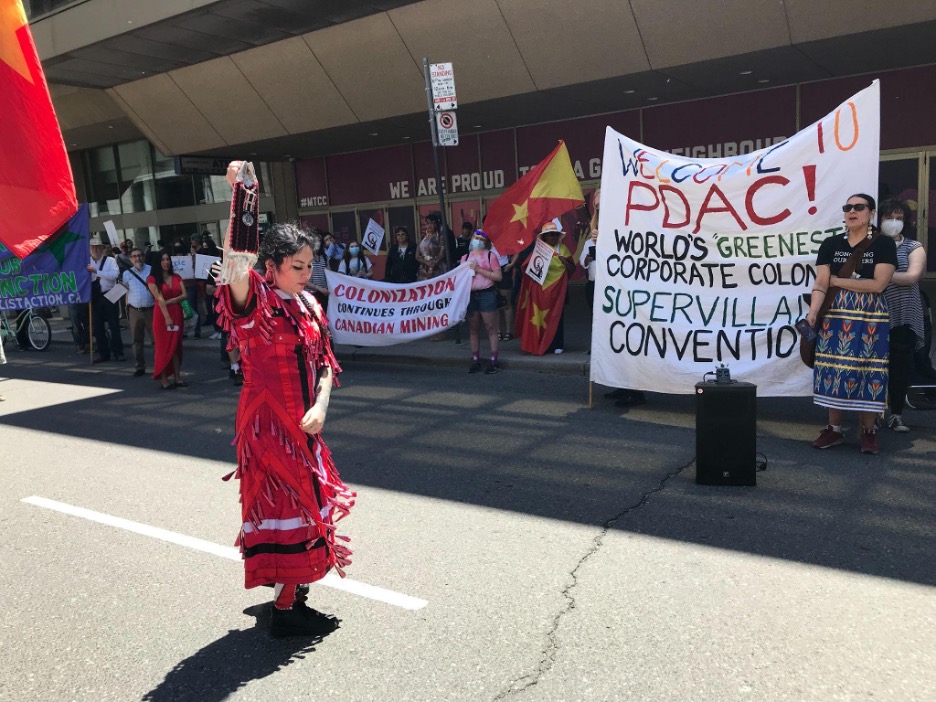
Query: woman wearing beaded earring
808 194 897 454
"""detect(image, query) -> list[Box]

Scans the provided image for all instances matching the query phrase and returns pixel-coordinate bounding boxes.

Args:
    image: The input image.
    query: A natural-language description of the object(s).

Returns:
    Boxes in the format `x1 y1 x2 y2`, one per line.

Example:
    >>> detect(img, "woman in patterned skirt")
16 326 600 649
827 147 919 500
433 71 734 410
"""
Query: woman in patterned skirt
808 194 897 454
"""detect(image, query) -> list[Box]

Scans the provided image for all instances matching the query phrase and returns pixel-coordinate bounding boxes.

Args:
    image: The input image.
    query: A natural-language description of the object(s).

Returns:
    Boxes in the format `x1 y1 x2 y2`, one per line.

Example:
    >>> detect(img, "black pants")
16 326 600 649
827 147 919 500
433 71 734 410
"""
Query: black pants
888 325 917 414
92 293 124 359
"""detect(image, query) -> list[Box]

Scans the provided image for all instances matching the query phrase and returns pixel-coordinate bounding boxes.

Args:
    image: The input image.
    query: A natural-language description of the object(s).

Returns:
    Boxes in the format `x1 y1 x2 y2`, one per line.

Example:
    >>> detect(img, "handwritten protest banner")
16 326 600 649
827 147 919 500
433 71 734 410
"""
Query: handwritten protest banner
362 219 385 256
324 264 473 346
524 238 555 287
194 254 221 279
591 81 880 396
0 205 92 310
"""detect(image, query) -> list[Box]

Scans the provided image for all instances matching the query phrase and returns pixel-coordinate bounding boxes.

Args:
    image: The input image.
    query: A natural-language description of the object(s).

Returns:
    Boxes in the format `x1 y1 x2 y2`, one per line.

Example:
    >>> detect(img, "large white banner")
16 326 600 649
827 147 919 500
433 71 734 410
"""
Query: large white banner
325 264 473 346
592 81 880 396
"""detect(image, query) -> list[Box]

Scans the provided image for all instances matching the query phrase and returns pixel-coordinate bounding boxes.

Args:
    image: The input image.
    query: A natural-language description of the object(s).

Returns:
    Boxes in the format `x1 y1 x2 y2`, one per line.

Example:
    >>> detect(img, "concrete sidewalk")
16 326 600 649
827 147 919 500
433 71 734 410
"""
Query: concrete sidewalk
39 285 597 376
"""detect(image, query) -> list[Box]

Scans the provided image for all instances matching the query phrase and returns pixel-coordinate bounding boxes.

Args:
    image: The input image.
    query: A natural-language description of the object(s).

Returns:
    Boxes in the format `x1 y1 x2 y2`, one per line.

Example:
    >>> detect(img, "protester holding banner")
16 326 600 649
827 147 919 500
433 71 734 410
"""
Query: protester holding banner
515 222 575 355
809 194 897 454
306 230 330 308
418 213 448 281
147 251 187 390
88 235 125 363
338 242 373 279
462 230 503 374
385 226 419 284
879 198 926 432
216 215 351 638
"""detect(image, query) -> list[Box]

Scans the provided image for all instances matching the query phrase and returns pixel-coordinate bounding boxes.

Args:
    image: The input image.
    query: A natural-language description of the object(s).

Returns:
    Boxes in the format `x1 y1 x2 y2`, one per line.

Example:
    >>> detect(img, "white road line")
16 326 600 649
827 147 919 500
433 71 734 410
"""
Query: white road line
22 496 428 611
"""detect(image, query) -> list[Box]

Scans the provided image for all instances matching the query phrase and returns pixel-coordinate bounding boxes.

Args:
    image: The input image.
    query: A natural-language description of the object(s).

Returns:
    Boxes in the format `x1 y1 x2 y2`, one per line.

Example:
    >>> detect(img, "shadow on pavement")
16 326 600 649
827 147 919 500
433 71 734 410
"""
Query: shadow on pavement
3 353 935 589
141 604 333 702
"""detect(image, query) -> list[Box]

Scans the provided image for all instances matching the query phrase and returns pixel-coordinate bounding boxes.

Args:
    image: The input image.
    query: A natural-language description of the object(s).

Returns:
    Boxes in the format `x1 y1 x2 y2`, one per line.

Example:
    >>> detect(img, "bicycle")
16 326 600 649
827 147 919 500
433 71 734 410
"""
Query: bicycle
0 308 52 351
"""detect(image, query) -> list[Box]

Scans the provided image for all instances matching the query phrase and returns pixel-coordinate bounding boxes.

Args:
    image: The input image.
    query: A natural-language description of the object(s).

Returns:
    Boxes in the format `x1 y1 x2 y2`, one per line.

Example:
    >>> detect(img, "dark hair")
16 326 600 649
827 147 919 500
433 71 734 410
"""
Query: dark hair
393 226 411 246
461 221 474 231
150 249 174 288
257 223 317 271
846 193 878 235
878 197 913 230
342 241 368 265
425 212 442 228
847 193 876 212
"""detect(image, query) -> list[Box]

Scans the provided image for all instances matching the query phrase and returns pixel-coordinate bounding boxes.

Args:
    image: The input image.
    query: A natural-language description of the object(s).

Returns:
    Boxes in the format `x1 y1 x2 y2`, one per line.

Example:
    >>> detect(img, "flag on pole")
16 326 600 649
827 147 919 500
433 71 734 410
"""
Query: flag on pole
514 237 573 356
482 141 584 256
0 0 77 259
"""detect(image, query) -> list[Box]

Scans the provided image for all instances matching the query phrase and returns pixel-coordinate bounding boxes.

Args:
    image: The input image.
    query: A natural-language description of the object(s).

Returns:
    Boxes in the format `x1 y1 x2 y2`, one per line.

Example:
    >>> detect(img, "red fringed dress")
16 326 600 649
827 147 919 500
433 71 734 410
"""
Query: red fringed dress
217 270 353 588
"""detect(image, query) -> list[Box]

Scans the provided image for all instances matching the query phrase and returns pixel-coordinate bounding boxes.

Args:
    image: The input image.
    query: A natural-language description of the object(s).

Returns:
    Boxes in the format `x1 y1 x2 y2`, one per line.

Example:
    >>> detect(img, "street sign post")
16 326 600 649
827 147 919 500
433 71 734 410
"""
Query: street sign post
429 62 457 111
436 111 459 146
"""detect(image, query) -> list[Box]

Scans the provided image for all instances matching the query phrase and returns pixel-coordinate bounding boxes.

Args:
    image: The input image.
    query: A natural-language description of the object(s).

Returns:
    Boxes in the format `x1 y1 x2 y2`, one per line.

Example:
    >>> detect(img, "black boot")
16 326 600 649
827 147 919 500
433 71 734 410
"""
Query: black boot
271 604 339 638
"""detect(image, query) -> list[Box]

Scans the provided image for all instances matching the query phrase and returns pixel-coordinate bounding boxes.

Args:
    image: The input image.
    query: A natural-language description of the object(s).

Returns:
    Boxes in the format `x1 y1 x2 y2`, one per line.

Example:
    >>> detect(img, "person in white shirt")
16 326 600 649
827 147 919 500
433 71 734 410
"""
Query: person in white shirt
337 242 373 278
87 235 125 363
122 247 155 376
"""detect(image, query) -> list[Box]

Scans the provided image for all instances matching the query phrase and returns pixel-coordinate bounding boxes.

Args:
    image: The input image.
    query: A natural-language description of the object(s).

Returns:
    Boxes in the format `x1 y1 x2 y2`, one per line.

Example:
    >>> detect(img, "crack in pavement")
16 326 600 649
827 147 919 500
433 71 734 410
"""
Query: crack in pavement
492 457 696 701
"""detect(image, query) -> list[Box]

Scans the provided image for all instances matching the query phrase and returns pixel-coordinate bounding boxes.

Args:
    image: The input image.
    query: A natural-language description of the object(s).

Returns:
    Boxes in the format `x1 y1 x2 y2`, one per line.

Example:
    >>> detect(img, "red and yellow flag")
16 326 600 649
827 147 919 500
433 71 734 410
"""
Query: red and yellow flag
514 242 571 355
0 0 77 259
483 141 584 255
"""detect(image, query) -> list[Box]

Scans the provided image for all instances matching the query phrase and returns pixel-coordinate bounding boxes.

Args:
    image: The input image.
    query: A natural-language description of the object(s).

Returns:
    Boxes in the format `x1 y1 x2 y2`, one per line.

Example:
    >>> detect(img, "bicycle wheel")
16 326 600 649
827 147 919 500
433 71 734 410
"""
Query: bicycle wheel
27 315 51 351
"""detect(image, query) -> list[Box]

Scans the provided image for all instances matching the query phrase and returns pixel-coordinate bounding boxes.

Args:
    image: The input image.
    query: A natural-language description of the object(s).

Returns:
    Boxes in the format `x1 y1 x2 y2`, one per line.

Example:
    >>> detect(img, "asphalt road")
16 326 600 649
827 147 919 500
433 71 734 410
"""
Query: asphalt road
1 342 934 702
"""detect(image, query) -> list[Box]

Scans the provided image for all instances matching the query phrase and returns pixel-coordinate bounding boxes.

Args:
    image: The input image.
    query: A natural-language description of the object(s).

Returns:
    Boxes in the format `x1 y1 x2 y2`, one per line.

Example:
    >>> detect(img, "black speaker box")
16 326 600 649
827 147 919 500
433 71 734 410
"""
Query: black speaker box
695 381 757 486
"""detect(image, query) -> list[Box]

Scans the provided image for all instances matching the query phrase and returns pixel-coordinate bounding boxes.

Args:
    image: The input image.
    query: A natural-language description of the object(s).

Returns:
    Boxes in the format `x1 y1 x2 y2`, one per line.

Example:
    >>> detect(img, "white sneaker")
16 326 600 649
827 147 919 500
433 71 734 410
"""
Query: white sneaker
553 348 564 355
887 414 910 432
209 332 223 340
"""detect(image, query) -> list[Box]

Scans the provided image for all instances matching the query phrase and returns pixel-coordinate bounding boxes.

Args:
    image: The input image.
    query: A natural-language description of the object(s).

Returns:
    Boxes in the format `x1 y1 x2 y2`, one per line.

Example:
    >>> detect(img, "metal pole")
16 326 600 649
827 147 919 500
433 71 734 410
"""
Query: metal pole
423 57 459 343
87 302 93 366
422 58 451 264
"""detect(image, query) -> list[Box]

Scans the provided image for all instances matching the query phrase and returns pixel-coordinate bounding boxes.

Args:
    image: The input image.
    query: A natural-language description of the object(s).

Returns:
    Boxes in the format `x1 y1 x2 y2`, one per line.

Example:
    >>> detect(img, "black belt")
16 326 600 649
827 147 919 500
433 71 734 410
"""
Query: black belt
128 304 154 310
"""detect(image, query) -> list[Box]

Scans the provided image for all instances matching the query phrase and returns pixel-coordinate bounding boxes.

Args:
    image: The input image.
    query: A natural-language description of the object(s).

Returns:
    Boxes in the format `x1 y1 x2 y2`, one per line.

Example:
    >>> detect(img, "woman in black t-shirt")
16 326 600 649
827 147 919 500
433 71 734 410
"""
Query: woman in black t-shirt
807 194 897 455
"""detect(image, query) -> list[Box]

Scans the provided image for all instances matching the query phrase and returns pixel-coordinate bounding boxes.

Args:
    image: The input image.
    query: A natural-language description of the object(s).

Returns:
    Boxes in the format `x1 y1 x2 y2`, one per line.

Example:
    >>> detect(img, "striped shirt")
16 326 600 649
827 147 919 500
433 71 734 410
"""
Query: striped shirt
310 255 328 290
883 238 925 348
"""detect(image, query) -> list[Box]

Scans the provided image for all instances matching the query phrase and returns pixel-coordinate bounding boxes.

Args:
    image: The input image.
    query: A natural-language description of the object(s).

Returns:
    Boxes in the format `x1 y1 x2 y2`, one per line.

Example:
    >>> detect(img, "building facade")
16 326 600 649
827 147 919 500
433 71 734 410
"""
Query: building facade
28 0 936 281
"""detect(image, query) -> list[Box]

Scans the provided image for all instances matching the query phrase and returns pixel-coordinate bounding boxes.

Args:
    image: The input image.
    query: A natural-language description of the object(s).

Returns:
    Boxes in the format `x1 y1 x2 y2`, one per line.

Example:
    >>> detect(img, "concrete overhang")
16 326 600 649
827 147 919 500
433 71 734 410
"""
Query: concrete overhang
40 0 936 157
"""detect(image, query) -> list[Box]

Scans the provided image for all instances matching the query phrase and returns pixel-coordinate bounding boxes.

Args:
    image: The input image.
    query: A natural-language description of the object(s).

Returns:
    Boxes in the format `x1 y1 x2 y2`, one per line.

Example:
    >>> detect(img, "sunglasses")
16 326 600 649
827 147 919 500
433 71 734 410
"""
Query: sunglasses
842 203 869 212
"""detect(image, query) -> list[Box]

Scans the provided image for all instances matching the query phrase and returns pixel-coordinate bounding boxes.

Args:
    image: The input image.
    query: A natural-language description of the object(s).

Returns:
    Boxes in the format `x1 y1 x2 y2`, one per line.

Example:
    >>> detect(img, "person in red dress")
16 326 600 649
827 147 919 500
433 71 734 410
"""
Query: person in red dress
146 251 187 390
216 216 353 639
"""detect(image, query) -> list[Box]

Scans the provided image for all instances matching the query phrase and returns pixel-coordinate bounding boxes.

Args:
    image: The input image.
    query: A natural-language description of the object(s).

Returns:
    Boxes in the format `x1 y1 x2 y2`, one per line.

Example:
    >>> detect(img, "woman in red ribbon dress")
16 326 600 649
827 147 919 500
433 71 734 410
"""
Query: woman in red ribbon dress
146 251 186 390
216 217 353 638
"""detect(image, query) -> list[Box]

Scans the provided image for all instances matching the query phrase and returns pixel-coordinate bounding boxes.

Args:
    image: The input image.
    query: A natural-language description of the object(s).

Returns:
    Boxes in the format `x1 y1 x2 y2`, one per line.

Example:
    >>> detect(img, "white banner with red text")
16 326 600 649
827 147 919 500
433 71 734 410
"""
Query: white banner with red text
591 81 880 396
325 264 473 346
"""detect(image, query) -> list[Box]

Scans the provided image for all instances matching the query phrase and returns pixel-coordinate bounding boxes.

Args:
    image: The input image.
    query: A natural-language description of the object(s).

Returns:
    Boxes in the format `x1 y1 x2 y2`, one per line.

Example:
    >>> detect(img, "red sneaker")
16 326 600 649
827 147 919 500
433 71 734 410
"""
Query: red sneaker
860 428 880 455
813 425 844 449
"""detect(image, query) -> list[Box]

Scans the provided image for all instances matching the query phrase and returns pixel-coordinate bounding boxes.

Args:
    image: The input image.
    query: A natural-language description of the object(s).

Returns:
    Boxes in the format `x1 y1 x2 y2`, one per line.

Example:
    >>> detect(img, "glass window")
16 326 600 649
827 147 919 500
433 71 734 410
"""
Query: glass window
86 146 120 217
195 174 233 205
118 141 157 214
153 151 196 209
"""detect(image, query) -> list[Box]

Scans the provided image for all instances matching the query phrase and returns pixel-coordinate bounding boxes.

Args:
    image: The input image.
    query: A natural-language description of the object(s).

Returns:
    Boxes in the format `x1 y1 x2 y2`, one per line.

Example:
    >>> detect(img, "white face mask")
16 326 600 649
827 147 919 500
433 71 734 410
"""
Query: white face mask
881 218 904 238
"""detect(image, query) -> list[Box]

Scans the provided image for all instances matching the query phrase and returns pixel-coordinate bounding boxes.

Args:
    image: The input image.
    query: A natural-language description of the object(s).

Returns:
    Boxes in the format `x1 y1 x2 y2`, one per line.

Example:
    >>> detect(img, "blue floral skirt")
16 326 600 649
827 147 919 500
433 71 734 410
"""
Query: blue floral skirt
813 290 889 412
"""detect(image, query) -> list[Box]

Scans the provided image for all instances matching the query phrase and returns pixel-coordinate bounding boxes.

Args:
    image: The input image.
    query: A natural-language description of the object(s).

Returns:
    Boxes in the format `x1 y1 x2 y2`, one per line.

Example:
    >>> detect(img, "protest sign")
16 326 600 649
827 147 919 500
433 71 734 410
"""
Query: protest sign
362 219 385 255
102 220 120 247
0 205 92 310
171 255 194 279
195 254 221 279
524 238 555 287
325 264 473 346
104 282 128 303
591 81 880 396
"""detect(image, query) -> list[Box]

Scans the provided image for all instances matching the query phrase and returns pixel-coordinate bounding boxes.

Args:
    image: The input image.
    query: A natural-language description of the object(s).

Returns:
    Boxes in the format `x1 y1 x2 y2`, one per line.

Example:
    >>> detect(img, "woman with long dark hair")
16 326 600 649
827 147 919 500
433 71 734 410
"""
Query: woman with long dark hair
808 194 897 454
146 251 186 390
216 199 352 637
